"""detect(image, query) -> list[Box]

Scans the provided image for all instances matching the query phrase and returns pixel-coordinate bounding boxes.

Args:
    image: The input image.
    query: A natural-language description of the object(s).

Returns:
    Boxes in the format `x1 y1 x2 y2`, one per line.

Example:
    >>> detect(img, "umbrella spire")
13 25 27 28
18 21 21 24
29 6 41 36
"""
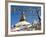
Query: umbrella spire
20 12 26 21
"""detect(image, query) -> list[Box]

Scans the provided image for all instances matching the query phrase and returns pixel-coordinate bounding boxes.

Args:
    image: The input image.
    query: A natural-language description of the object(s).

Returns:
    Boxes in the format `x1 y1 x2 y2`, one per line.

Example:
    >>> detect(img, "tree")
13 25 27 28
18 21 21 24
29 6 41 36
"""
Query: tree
36 8 41 22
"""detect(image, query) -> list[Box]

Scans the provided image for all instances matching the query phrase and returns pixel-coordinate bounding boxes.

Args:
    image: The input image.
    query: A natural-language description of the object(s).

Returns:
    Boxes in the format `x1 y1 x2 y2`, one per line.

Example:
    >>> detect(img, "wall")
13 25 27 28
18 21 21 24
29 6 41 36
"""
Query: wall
0 0 5 37
0 0 46 37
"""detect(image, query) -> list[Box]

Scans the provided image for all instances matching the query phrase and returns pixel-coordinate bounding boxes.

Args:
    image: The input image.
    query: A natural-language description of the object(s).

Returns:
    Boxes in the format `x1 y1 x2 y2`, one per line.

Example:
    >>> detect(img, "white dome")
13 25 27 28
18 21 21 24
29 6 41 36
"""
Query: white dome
12 21 32 31
15 21 31 26
28 25 32 28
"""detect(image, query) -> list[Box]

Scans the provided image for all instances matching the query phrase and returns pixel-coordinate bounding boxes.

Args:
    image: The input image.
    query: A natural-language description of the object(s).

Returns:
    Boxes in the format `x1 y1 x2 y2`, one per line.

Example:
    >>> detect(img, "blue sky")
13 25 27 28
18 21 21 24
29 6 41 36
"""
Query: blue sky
11 5 41 27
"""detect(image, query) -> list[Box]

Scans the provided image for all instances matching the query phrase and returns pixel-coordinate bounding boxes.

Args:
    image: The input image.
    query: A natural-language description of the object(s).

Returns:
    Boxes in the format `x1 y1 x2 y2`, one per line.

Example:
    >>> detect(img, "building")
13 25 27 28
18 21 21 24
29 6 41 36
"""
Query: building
14 12 32 31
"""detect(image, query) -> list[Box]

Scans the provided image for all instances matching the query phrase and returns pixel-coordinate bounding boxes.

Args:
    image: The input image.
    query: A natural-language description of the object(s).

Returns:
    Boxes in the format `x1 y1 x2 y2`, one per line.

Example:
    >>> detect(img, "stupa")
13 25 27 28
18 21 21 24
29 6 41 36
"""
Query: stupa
15 12 32 31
